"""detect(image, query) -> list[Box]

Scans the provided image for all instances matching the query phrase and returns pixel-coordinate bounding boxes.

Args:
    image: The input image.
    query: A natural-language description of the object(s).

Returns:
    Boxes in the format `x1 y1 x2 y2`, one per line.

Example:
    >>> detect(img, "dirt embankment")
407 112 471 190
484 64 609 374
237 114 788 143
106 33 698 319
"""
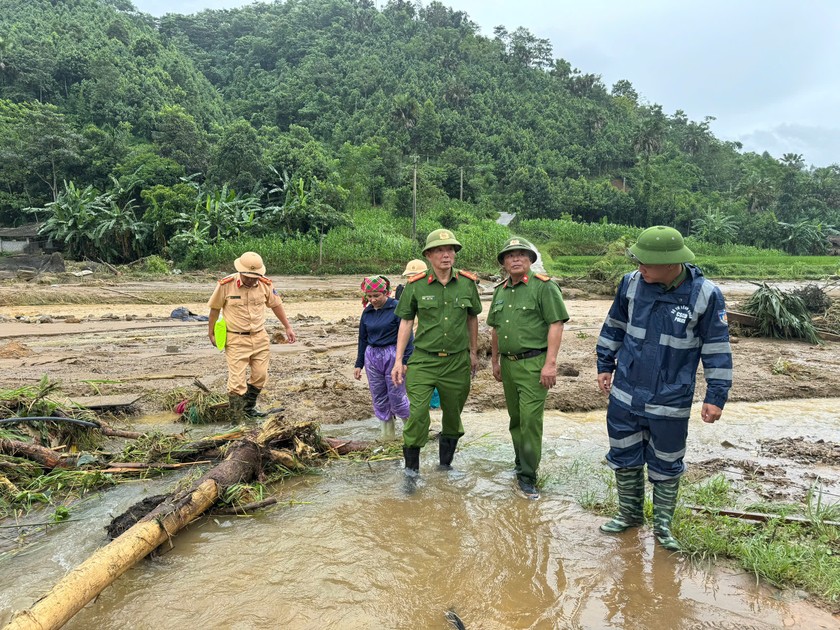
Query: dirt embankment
0 278 838 424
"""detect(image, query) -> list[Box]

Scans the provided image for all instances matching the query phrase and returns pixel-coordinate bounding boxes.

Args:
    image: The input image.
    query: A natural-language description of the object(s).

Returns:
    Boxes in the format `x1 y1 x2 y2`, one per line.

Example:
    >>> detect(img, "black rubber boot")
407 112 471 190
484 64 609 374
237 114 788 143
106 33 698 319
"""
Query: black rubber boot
402 446 420 494
243 384 267 418
439 437 459 469
403 446 420 473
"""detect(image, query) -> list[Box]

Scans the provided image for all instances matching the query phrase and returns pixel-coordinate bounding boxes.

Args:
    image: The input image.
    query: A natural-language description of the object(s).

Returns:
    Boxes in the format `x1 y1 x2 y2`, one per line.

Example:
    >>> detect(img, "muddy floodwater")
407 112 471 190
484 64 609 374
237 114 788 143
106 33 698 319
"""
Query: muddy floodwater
2 400 838 629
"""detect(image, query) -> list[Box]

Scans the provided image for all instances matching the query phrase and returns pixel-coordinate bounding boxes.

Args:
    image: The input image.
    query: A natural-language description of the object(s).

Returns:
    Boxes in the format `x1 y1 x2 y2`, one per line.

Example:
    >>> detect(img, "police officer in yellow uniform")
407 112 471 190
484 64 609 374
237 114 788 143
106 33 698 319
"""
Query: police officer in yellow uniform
391 229 482 477
488 237 569 500
208 252 296 418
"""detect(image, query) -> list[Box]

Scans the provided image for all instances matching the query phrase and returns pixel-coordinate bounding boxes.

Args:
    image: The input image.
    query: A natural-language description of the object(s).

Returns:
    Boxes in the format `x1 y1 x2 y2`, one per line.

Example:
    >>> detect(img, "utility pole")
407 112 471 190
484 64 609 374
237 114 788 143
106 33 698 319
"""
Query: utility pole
412 155 418 241
459 167 464 202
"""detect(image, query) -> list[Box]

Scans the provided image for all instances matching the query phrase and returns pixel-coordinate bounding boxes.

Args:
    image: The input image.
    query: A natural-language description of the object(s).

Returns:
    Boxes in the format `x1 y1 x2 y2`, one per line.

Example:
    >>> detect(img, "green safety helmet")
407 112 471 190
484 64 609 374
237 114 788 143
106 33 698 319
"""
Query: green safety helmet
422 228 462 254
497 236 538 265
627 226 695 265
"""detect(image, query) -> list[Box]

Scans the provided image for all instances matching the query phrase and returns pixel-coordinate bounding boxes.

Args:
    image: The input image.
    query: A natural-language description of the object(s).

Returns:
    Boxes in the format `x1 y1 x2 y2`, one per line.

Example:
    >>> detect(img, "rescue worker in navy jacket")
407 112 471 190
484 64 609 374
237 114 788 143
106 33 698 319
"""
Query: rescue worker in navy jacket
595 226 732 551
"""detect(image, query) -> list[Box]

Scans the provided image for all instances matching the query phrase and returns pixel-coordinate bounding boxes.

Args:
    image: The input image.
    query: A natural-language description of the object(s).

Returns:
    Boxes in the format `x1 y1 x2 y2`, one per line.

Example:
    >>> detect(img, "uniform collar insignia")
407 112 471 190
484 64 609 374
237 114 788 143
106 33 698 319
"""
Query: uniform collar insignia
505 275 528 287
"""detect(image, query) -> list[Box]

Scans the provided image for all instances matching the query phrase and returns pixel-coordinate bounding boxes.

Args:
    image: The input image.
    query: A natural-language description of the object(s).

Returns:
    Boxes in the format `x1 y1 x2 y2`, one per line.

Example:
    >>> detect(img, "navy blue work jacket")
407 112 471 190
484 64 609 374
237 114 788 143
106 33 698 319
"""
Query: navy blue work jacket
596 265 732 419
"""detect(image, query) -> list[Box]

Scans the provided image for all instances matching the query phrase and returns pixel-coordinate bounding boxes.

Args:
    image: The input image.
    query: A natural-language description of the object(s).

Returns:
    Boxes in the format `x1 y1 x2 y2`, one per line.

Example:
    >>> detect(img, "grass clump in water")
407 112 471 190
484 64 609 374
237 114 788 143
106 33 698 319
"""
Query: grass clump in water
674 480 840 606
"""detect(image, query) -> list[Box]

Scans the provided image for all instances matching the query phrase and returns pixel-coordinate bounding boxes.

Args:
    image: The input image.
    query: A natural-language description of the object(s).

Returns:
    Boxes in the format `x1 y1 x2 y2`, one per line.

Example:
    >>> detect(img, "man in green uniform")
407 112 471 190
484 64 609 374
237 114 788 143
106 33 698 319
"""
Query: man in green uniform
488 237 569 500
391 228 482 477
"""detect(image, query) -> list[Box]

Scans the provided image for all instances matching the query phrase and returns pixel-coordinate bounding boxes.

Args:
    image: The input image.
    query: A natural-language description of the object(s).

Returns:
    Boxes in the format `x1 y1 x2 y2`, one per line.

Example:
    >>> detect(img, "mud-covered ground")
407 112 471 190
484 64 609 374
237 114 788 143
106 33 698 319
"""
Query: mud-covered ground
1 275 839 621
0 276 838 426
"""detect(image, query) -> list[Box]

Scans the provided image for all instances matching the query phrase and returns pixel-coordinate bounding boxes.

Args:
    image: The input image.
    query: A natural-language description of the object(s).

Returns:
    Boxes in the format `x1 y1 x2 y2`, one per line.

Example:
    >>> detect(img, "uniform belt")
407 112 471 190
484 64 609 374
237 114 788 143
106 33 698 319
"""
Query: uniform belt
504 348 547 361
228 329 263 335
417 347 463 358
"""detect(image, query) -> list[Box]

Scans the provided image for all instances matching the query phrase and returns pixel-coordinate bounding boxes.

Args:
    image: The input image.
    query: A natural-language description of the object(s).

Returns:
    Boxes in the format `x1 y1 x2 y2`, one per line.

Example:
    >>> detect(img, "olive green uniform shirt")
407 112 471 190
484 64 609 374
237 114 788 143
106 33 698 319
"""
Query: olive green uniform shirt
395 269 482 354
487 274 569 355
662 265 688 291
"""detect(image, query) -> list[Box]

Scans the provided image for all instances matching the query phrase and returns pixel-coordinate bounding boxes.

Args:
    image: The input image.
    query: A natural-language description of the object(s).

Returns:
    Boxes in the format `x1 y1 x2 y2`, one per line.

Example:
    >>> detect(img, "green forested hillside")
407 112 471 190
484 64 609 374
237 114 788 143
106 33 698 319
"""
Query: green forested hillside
0 0 837 267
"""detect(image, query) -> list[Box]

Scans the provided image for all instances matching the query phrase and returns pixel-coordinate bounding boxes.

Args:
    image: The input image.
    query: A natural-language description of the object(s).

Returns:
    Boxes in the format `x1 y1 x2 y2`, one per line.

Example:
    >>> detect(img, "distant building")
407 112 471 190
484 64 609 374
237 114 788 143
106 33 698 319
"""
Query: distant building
0 223 46 253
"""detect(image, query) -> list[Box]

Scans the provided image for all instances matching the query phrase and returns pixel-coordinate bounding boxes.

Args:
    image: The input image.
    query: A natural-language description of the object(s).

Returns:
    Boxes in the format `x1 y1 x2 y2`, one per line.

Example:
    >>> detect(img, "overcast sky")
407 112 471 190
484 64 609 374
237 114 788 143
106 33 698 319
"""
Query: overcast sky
133 0 840 167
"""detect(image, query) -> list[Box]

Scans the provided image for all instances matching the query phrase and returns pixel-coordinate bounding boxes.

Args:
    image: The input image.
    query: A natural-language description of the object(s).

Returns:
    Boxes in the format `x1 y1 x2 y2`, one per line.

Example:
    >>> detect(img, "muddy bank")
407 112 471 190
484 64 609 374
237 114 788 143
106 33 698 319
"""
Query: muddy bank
0 278 838 424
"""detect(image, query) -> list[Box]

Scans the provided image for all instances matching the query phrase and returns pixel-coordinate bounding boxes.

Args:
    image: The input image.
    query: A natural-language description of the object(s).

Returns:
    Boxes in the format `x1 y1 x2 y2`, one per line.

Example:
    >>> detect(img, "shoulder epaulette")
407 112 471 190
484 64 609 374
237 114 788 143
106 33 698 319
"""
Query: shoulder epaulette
534 273 551 282
258 276 272 285
459 269 478 282
408 272 427 283
219 276 235 285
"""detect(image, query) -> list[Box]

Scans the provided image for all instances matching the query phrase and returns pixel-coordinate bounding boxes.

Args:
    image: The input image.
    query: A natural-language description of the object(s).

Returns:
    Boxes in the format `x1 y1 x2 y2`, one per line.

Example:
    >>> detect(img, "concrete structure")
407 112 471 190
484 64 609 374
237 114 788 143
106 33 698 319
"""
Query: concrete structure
0 223 44 253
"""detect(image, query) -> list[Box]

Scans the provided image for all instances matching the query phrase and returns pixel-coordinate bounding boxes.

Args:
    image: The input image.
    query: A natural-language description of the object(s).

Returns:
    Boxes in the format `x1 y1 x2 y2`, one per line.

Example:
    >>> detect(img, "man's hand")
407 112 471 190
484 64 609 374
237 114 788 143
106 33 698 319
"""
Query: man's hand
208 333 217 348
701 403 723 424
597 372 612 396
491 360 502 382
470 350 478 379
391 363 407 386
285 326 297 343
353 367 362 381
540 362 557 389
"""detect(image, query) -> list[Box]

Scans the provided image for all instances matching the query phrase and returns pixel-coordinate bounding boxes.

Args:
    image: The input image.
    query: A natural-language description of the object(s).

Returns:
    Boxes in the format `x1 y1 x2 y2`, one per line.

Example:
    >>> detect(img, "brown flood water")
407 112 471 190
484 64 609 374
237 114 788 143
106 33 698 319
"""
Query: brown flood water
1 400 838 629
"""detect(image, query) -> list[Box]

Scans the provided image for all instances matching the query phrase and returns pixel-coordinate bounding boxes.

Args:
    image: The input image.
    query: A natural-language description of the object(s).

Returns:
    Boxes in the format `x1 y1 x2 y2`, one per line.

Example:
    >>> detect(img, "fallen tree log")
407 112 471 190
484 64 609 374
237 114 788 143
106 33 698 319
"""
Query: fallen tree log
0 439 72 470
214 497 278 515
97 426 143 439
5 439 264 630
169 430 247 461
323 437 372 455
5 420 372 630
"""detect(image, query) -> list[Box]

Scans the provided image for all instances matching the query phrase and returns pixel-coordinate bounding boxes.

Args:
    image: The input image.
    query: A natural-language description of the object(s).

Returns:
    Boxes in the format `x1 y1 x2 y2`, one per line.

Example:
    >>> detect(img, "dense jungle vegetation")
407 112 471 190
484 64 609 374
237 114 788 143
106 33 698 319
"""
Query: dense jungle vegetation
1 0 838 272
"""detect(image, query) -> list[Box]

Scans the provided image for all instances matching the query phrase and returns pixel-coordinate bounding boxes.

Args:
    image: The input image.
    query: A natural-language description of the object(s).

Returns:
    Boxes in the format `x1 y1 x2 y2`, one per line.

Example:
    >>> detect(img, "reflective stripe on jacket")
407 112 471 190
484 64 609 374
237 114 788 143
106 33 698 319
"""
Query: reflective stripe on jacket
596 265 732 419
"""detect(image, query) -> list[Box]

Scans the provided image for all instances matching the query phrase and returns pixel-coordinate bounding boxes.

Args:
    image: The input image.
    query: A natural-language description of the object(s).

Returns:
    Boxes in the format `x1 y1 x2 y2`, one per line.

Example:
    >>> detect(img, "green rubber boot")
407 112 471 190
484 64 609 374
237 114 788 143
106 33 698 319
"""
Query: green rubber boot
653 478 681 551
227 394 247 423
600 468 645 533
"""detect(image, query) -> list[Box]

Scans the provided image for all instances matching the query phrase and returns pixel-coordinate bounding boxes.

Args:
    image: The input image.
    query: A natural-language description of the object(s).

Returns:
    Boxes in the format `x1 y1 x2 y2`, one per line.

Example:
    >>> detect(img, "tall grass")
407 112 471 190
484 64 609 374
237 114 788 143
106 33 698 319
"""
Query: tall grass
182 210 840 280
516 218 641 254
187 206 510 274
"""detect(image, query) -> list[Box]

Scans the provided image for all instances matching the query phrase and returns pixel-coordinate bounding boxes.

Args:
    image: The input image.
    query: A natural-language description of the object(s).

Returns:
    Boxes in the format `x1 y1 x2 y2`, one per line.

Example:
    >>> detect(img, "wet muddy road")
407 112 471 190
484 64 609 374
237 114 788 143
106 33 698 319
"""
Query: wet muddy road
2 401 838 629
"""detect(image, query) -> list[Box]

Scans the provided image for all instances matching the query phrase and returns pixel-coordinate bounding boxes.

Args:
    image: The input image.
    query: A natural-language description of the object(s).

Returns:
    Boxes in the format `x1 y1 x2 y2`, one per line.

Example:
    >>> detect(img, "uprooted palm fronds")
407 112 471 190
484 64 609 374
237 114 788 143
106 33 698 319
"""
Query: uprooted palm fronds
813 299 840 335
742 283 821 344
790 283 833 314
163 389 229 424
1 454 116 519
0 376 63 417
0 376 105 450
115 429 246 465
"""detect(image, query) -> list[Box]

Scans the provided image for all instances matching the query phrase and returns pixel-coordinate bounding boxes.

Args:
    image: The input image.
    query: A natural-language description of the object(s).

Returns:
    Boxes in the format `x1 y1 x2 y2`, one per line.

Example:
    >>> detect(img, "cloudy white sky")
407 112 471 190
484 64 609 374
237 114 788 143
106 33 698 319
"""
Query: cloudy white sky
133 0 840 167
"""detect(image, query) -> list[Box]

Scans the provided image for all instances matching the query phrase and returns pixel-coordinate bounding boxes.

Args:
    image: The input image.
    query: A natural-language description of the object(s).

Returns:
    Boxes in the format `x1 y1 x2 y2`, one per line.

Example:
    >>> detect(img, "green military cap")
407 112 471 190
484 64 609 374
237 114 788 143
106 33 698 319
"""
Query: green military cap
497 236 537 265
422 228 462 254
627 226 695 265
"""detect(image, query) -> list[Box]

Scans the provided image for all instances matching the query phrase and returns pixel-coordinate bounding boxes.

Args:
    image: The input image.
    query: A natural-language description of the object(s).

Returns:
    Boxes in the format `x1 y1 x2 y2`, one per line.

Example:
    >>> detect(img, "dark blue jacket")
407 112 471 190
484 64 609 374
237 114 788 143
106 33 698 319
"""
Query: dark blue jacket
355 298 414 368
596 265 732 419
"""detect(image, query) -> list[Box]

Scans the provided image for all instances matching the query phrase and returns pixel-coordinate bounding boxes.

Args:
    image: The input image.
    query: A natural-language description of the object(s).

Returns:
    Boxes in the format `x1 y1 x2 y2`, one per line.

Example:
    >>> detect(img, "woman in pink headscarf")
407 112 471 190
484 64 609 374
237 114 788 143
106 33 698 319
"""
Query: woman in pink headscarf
353 275 413 440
